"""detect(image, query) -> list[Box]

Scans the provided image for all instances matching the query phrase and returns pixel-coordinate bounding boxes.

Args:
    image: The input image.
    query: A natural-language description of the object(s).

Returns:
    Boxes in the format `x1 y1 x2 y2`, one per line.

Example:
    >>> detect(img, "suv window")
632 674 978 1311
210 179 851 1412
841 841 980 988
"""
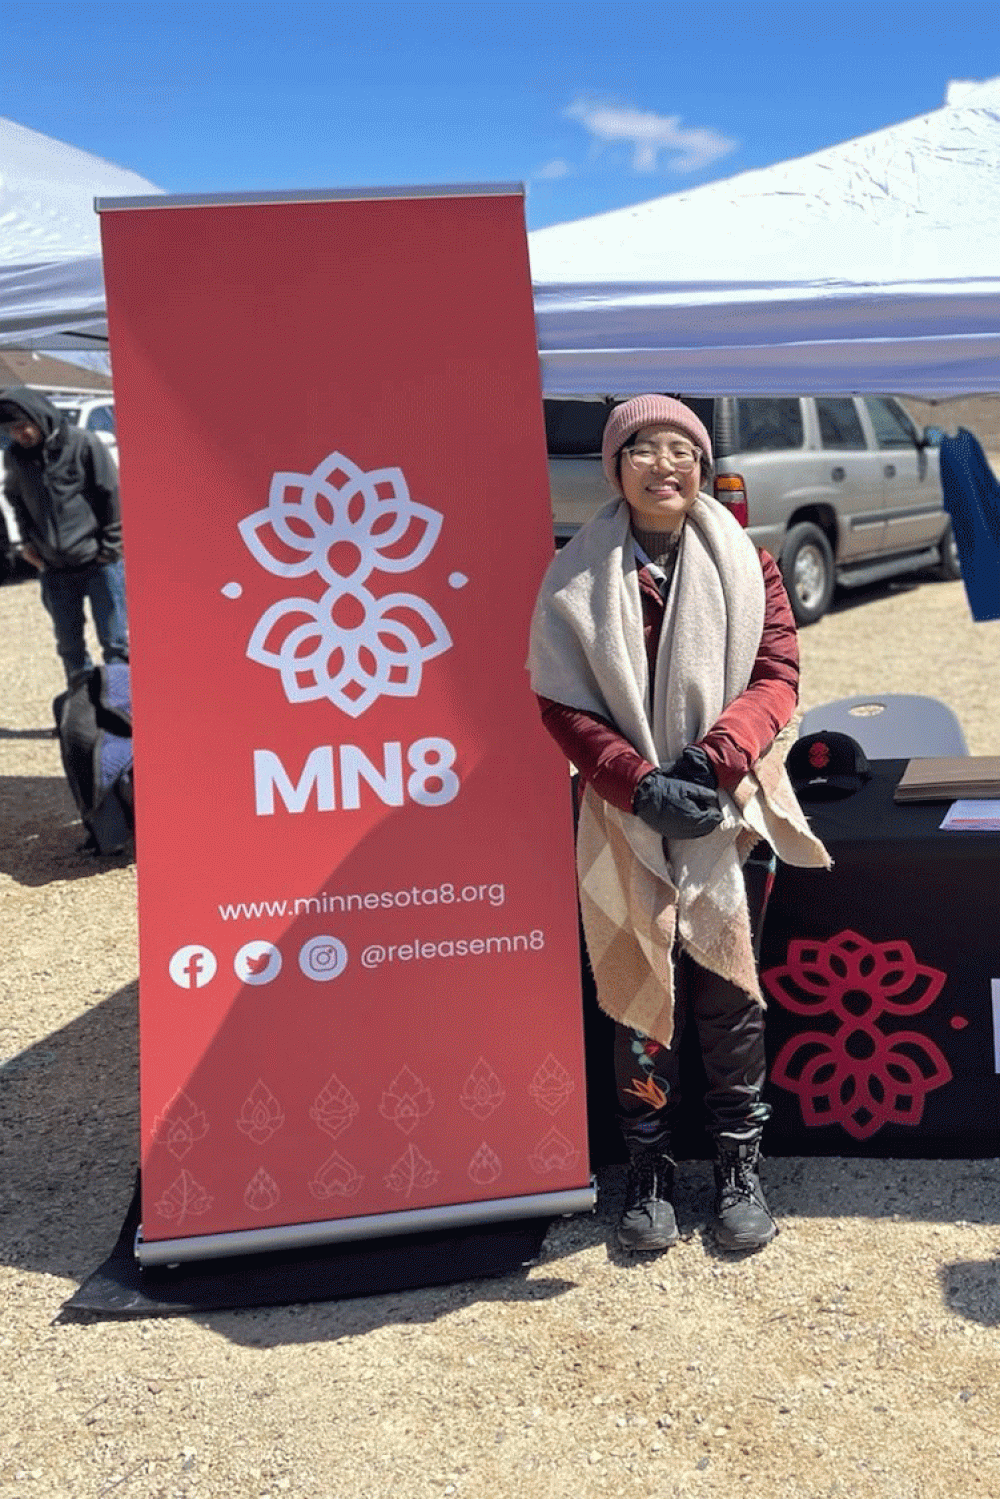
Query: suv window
863 396 916 449
735 398 803 451
816 397 866 450
544 399 610 456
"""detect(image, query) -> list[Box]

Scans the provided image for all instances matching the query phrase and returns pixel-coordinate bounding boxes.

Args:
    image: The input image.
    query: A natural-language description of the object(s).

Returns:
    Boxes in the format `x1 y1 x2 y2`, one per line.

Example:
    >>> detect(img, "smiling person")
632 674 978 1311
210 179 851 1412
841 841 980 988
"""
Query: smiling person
528 394 829 1256
1 386 128 685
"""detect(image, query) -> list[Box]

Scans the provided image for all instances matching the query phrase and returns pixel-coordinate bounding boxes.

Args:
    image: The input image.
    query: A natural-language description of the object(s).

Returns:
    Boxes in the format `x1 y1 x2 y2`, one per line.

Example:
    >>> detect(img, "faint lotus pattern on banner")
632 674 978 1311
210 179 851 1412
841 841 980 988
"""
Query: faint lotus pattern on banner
386 1143 440 1196
380 1065 434 1134
530 1053 575 1115
529 1128 580 1174
309 1150 364 1200
239 451 452 716
236 1079 285 1144
762 928 951 1140
152 1089 210 1161
459 1057 505 1120
244 1166 281 1213
309 1073 360 1139
155 1170 213 1224
468 1142 503 1186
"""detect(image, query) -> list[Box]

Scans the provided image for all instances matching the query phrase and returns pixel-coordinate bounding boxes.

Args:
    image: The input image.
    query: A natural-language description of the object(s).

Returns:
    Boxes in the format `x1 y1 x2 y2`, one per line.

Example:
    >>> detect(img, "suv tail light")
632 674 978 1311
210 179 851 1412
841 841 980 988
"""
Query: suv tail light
715 473 748 528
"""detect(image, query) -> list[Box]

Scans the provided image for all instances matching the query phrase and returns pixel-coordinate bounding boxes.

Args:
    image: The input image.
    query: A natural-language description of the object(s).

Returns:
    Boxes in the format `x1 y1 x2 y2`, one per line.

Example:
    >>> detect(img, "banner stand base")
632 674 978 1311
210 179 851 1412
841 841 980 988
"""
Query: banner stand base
60 1176 567 1321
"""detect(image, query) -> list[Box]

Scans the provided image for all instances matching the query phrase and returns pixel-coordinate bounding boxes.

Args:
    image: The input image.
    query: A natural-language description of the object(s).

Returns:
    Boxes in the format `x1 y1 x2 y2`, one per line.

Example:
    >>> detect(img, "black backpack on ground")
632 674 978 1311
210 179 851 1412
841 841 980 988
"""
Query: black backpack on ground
53 663 134 855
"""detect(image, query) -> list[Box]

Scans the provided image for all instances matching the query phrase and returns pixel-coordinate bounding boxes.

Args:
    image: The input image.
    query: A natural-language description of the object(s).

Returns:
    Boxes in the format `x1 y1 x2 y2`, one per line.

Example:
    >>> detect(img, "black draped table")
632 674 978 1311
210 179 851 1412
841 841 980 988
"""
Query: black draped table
758 759 1000 1157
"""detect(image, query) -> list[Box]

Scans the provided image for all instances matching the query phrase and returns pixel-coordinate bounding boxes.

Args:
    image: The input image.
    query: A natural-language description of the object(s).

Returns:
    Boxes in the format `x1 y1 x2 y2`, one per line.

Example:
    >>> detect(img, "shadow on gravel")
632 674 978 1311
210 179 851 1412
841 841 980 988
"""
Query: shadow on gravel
591 1156 1000 1236
1 983 572 1335
0 773 134 884
762 1155 1000 1228
0 981 140 1284
7 979 1000 1337
817 568 962 624
183 1154 1000 1345
191 1267 581 1347
940 1259 1000 1327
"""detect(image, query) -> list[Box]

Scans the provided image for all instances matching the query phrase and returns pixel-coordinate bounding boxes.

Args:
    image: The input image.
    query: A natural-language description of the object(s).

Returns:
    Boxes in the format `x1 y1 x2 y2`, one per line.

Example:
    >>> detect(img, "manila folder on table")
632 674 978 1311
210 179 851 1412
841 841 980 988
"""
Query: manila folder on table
894 756 1000 802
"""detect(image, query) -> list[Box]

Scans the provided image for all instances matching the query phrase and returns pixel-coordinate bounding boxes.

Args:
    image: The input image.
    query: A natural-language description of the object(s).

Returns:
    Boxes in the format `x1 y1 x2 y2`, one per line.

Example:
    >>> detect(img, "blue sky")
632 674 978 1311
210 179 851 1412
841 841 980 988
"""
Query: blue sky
3 0 1000 229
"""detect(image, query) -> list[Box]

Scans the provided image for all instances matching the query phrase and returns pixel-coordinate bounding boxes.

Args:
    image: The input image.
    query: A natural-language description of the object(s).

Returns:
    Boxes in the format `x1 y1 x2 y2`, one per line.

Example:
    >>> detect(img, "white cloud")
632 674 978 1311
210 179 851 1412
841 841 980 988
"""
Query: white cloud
565 98 738 174
535 158 572 180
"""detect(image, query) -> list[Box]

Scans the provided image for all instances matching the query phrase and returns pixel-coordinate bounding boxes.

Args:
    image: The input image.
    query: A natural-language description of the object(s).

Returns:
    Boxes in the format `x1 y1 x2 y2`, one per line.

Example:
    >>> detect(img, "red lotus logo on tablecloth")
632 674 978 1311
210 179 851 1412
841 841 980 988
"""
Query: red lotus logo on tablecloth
762 929 951 1139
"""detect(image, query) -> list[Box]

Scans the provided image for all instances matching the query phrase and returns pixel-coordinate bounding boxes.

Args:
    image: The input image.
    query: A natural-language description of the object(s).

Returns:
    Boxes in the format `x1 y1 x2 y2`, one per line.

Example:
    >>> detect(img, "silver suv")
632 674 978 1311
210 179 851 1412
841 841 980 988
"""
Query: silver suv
546 394 957 625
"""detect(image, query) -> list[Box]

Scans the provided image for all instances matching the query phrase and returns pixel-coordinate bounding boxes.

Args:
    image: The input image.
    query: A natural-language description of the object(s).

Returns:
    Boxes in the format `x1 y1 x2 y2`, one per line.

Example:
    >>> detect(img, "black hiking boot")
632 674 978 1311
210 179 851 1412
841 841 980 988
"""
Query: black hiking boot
711 1133 777 1252
617 1140 679 1252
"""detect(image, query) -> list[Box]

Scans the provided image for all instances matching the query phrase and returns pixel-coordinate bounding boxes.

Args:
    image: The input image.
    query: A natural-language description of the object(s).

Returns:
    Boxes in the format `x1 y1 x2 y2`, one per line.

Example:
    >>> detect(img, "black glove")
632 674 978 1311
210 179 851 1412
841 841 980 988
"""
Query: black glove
661 744 718 791
632 767 723 840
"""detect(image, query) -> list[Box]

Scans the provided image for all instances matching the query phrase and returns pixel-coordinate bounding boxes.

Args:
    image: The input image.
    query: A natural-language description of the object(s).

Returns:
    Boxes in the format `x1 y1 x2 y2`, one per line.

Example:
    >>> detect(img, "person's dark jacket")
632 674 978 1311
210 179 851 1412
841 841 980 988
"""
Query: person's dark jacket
1 386 122 571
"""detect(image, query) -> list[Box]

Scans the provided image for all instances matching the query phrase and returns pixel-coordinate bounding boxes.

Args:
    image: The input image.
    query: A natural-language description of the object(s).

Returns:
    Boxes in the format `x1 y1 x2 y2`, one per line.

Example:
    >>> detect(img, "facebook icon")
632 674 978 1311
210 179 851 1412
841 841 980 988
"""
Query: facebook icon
168 944 218 989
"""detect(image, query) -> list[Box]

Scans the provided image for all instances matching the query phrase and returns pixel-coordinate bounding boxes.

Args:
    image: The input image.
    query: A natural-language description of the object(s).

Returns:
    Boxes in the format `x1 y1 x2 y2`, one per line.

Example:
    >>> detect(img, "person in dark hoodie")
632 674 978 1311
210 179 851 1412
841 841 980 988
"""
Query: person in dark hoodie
1 386 128 684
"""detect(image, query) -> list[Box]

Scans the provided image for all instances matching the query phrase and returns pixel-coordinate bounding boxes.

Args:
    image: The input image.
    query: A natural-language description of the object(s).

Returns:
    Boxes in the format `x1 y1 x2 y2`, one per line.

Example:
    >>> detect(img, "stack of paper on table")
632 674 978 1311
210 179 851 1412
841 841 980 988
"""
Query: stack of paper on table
939 800 1000 830
894 756 1000 802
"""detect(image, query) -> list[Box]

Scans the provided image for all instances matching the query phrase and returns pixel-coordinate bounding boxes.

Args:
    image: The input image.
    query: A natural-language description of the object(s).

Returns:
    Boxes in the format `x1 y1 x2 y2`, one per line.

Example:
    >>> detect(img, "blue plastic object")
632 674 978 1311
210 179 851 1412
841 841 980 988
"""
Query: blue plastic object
938 429 1000 622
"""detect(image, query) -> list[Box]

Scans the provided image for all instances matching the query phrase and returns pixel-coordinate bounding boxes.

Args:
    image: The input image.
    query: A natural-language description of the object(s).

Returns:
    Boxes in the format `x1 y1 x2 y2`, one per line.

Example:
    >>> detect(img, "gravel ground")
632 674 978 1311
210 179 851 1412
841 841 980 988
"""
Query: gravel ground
3 564 1000 1499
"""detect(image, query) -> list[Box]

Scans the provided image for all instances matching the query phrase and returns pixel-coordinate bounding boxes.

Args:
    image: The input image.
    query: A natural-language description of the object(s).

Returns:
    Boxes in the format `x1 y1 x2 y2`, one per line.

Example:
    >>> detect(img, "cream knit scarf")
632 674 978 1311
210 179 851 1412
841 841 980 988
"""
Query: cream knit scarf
528 496 830 1046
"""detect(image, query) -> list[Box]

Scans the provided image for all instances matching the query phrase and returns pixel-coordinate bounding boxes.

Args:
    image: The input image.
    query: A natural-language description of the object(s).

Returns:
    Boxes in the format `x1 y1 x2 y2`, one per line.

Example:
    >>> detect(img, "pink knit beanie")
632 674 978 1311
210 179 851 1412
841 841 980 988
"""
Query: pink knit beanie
601 395 713 493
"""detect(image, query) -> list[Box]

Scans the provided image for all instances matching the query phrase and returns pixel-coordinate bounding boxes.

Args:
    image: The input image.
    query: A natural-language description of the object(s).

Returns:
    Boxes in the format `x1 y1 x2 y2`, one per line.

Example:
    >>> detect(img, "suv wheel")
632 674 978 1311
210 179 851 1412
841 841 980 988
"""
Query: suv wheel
780 522 835 626
937 521 962 581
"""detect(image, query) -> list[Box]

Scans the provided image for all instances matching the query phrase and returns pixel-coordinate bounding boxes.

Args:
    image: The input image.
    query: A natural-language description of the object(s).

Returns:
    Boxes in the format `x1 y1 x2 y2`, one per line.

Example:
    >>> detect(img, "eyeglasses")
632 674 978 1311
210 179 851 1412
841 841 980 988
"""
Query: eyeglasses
624 442 700 471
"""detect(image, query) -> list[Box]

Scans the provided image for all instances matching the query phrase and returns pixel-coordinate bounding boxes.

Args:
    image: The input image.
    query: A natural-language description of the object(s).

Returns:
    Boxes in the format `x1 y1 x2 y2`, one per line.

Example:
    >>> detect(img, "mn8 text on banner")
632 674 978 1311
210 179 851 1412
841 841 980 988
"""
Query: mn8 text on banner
97 185 592 1264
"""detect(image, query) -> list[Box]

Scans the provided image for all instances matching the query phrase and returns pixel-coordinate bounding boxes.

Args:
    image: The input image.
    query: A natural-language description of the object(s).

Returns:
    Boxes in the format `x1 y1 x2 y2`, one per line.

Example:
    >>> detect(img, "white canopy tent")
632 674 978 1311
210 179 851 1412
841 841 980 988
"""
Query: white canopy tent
5 82 1000 397
0 117 161 352
528 78 1000 399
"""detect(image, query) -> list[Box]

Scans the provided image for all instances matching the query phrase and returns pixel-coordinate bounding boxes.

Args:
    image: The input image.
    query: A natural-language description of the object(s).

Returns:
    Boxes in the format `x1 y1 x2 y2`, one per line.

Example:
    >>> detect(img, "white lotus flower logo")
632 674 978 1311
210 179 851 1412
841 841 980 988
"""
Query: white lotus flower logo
239 451 452 717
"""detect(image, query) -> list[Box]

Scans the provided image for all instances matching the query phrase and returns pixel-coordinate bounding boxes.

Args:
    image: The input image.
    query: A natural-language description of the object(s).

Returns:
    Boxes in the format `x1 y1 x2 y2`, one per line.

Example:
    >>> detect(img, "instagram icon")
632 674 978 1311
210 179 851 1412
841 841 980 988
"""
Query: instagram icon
298 935 348 982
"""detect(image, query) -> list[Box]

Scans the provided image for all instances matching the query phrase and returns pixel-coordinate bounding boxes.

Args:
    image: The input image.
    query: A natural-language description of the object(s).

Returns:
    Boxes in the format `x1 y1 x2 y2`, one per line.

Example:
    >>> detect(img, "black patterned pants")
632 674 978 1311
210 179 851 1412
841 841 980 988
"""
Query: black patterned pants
614 846 776 1142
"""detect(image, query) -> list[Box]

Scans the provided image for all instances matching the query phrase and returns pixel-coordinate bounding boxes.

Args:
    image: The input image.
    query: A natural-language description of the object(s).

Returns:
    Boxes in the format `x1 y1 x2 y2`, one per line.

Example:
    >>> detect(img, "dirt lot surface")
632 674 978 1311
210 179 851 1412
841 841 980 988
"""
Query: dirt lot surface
3 565 1000 1499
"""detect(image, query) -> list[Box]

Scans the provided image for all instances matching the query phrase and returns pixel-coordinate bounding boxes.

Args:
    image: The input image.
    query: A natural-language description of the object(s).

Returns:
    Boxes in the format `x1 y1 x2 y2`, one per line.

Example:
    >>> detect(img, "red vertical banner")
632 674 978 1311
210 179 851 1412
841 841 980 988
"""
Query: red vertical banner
98 187 591 1260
